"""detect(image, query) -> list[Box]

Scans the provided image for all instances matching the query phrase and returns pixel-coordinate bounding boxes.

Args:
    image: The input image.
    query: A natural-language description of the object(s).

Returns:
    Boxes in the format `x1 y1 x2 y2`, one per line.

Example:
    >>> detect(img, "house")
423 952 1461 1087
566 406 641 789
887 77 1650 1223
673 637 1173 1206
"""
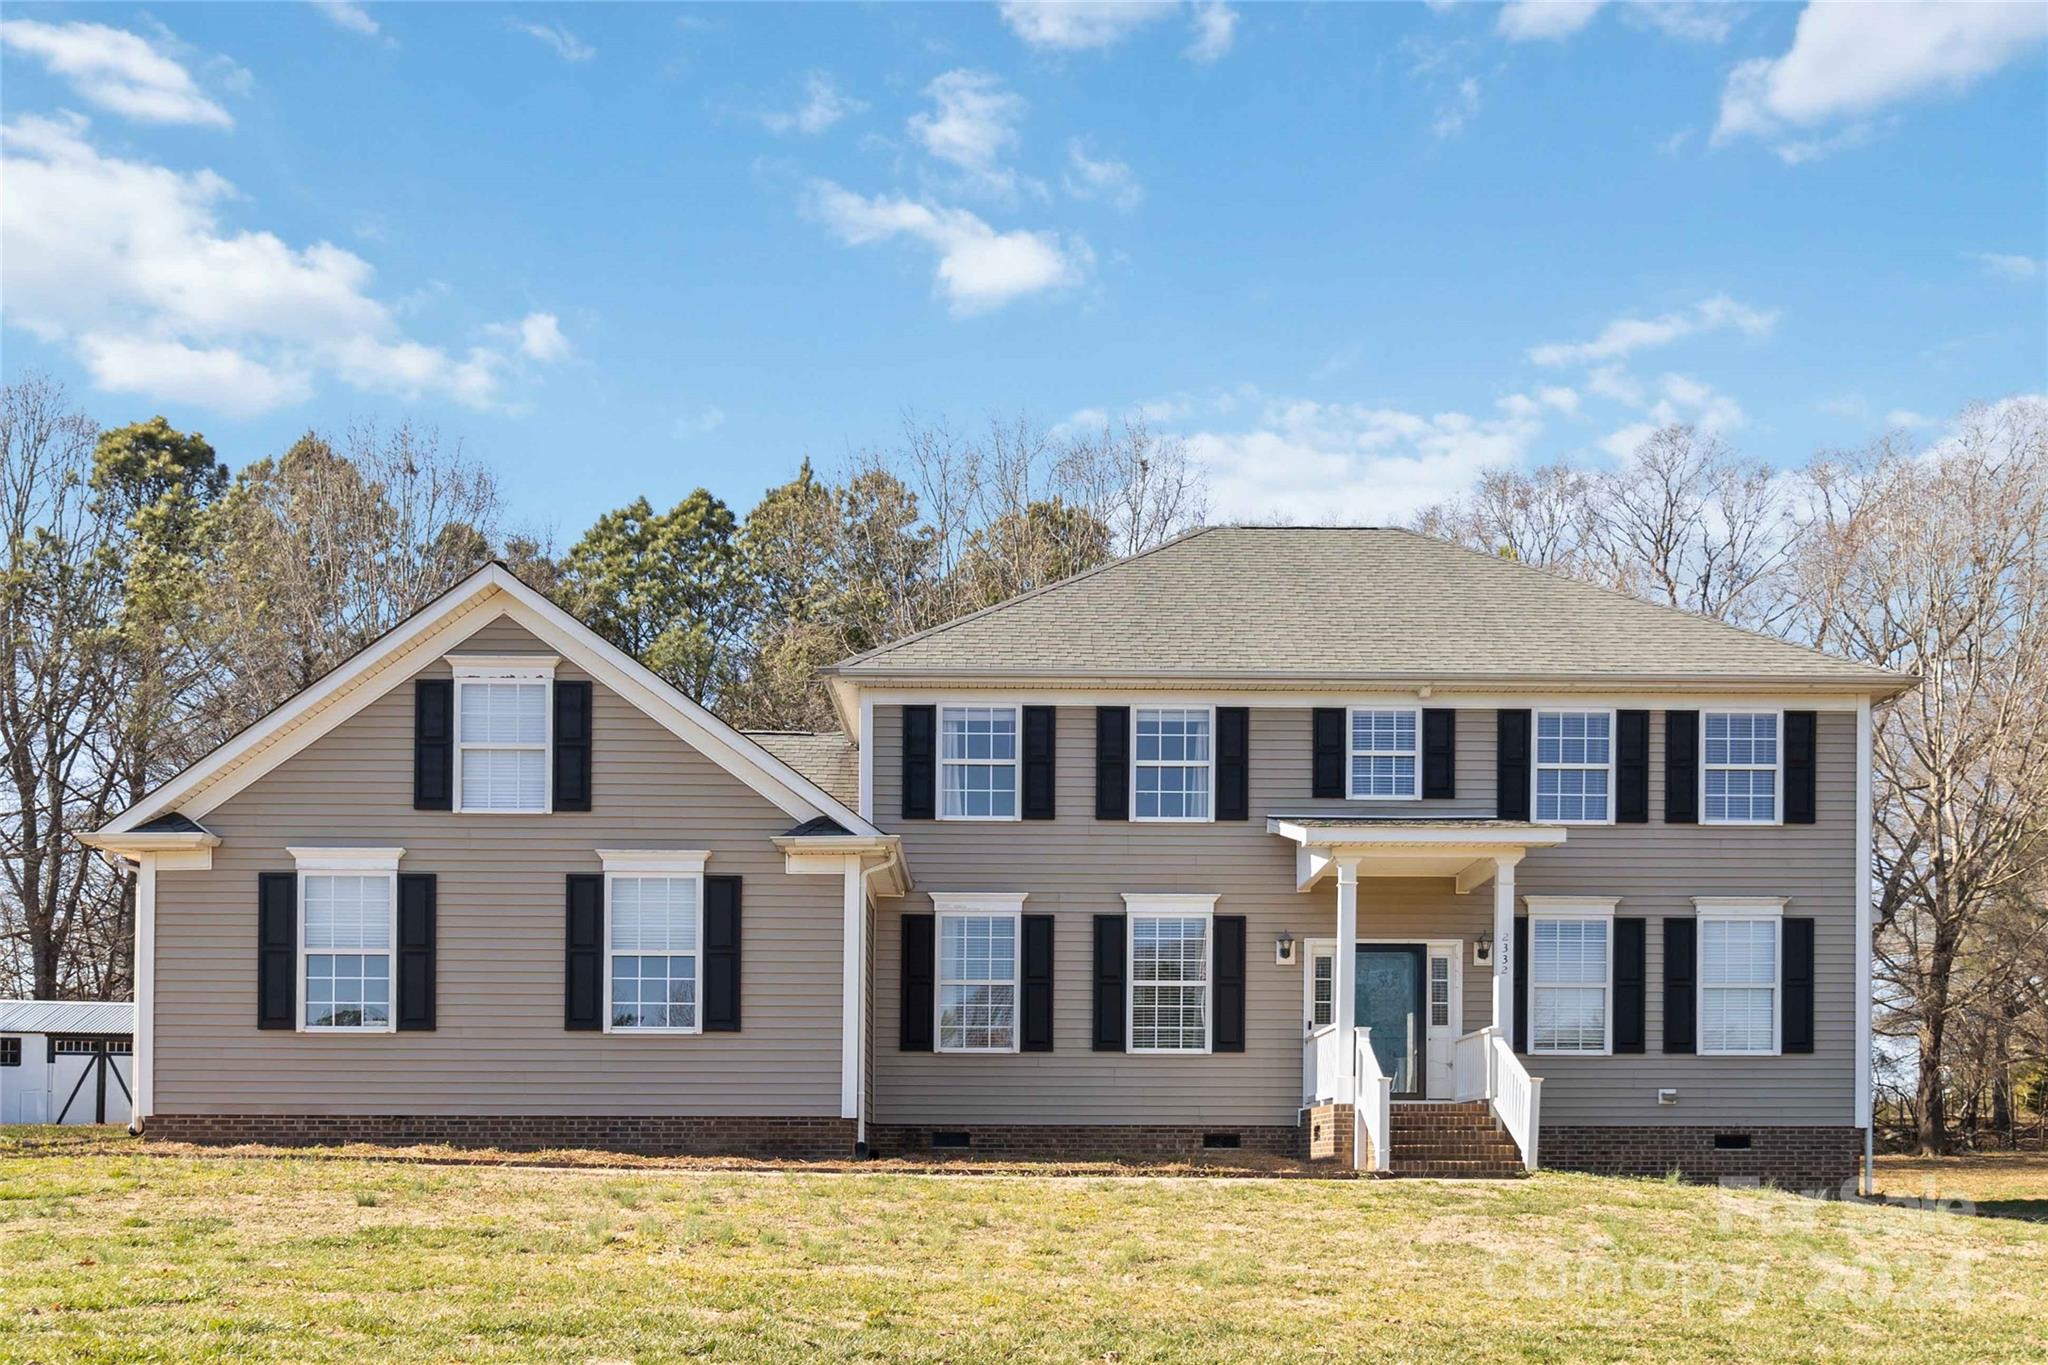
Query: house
83 527 1912 1184
0 1000 136 1125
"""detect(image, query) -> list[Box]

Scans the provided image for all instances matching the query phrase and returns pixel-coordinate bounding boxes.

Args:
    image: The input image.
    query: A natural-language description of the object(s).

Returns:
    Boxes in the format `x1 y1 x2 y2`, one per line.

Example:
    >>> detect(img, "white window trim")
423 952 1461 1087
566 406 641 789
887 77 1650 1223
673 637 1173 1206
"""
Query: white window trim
1346 705 1423 802
936 703 1023 823
597 848 709 1036
1700 707 1786 828
288 846 403 1036
1532 706 1618 827
449 655 558 815
1523 896 1617 1057
932 892 1028 1055
1694 896 1786 1057
1130 704 1217 824
1122 893 1219 1054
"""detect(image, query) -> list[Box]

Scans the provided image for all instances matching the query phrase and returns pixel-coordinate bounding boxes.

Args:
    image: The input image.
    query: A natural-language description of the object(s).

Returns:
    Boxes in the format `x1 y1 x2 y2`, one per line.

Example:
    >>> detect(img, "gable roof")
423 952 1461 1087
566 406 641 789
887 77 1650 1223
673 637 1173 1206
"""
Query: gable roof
826 526 1911 693
96 564 882 841
747 732 859 809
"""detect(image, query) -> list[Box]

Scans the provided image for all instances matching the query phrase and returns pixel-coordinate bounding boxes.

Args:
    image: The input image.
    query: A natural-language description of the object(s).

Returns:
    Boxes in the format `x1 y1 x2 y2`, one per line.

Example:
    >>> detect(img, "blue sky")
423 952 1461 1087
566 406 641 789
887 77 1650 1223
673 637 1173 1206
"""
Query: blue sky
3 1 2044 536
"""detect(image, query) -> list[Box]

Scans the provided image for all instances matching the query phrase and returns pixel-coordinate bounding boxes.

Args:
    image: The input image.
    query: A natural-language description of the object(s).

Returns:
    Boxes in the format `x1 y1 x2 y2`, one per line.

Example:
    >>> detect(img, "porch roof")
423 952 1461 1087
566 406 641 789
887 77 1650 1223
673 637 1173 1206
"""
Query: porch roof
1266 815 1567 893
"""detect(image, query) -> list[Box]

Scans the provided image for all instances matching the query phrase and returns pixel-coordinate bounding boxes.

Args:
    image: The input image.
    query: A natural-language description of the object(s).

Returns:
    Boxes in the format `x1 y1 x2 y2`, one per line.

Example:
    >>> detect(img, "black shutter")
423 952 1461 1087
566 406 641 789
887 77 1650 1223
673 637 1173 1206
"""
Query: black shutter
565 874 603 1031
1783 916 1815 1053
1616 710 1650 824
1311 708 1345 798
900 913 934 1051
1511 916 1529 1053
1785 711 1818 825
704 875 742 1032
1095 707 1130 820
1213 914 1247 1052
553 680 592 812
413 679 453 811
1092 914 1127 1051
1614 916 1646 1053
257 872 296 1030
1021 706 1057 820
1497 710 1532 820
1216 707 1251 821
1021 914 1055 1052
1663 918 1697 1053
1422 709 1457 799
1665 711 1699 824
901 705 936 820
396 873 437 1032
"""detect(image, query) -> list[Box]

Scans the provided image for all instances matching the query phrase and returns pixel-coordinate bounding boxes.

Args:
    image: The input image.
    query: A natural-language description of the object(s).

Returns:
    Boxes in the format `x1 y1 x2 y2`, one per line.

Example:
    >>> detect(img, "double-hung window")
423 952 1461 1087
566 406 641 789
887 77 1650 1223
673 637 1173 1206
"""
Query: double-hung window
1697 899 1782 1055
1349 707 1420 799
291 847 401 1033
452 657 556 813
1125 894 1215 1052
1703 711 1781 825
934 895 1023 1052
1525 898 1614 1055
600 850 707 1034
1534 709 1613 824
1133 707 1212 821
939 705 1019 820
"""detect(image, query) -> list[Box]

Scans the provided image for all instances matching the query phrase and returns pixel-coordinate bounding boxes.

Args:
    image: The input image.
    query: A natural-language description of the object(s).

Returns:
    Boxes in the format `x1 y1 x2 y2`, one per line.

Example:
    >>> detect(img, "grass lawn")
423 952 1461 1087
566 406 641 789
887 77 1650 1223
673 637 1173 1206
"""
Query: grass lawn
2 1132 2044 1363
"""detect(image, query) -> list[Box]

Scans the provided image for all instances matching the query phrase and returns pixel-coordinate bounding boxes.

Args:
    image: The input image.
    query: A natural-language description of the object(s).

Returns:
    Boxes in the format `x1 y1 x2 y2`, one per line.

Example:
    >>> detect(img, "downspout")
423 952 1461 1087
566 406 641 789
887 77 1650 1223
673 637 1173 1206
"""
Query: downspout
130 852 155 1135
853 860 893 1156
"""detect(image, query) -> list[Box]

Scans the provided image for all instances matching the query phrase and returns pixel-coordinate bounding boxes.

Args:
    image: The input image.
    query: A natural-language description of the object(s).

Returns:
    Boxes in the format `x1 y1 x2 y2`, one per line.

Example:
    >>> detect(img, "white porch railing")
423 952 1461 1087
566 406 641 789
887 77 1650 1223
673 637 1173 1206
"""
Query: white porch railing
1451 1025 1543 1172
1303 1024 1341 1105
1352 1027 1391 1174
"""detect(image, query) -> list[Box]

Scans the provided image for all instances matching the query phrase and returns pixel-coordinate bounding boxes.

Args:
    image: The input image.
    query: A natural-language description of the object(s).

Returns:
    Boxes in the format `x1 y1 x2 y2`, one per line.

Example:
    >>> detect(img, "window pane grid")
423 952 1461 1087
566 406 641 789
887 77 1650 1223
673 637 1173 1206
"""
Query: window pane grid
458 679 548 812
1131 915 1209 1050
1134 708 1211 820
609 876 699 1030
1349 709 1419 798
1535 711 1612 822
938 914 1018 1051
1704 712 1779 823
1530 917 1608 1053
940 707 1018 819
1312 952 1334 1028
303 873 392 1030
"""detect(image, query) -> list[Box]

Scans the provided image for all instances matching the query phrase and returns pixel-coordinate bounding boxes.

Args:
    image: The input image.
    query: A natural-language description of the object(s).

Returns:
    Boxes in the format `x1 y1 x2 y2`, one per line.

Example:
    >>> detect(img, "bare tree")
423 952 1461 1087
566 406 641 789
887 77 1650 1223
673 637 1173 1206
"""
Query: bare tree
1053 415 1210 559
1412 461 1600 574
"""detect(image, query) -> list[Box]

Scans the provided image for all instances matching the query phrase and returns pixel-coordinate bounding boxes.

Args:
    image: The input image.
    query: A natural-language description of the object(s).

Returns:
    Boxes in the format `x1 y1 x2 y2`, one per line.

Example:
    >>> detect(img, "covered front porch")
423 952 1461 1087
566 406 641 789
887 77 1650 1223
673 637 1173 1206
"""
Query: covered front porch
1270 817 1568 1176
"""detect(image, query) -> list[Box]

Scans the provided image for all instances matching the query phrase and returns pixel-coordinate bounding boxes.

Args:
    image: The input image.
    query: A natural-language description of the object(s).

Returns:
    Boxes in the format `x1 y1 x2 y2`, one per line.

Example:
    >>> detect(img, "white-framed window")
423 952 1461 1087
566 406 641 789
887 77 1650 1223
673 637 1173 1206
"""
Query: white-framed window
1311 947 1335 1029
1348 707 1420 800
933 894 1025 1053
1534 708 1614 824
451 655 557 814
289 847 402 1034
1525 897 1616 1055
939 705 1019 820
1132 706 1213 821
1703 711 1782 825
598 850 708 1034
1124 893 1216 1053
1430 954 1451 1028
1696 898 1783 1056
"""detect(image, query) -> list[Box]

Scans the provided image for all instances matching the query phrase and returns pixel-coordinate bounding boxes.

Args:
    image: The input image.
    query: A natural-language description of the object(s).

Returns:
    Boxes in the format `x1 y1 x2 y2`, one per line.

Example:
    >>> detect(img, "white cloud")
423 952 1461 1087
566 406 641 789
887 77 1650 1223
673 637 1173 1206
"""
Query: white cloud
0 19 233 127
760 72 865 136
508 20 594 63
1885 409 1933 430
515 312 570 363
673 406 726 438
1537 385 1580 414
805 180 1089 316
1971 251 2043 283
908 69 1029 199
1063 139 1143 212
1716 2 2047 155
1631 3 1734 44
1433 77 1480 139
1598 421 1660 459
0 113 562 416
1528 294 1778 367
1497 1 1605 42
1649 372 1744 431
311 2 381 39
999 2 1177 52
1586 365 1643 406
1185 2 1238 63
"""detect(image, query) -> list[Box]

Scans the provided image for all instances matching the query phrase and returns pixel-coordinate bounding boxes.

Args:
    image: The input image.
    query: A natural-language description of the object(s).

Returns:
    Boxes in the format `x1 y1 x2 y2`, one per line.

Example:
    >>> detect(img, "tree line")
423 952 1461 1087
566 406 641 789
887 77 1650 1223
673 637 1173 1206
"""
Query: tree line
4 370 2041 1154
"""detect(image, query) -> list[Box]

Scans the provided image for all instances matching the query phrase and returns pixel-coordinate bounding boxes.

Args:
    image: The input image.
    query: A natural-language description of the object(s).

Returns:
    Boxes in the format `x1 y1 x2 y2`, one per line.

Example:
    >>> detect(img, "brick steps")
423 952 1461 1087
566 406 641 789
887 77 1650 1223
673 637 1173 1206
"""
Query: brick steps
1384 1102 1526 1179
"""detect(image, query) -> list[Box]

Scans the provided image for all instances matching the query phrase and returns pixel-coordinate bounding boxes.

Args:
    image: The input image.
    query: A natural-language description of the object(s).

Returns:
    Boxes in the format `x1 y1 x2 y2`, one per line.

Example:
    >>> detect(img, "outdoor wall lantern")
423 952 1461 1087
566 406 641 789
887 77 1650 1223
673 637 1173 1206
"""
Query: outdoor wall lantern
1472 934 1493 967
1274 931 1297 966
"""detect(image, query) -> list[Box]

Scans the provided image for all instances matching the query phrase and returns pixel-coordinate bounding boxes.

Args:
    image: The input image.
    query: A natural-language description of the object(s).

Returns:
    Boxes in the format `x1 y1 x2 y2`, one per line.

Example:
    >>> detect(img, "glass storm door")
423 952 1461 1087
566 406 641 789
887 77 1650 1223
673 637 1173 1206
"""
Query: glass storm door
1356 945 1425 1099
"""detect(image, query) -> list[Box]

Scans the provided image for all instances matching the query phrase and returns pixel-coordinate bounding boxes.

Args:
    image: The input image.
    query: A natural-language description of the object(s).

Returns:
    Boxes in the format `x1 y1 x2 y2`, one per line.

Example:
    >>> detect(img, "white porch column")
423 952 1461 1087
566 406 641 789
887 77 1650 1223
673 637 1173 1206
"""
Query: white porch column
1334 858 1359 1104
1492 855 1517 1037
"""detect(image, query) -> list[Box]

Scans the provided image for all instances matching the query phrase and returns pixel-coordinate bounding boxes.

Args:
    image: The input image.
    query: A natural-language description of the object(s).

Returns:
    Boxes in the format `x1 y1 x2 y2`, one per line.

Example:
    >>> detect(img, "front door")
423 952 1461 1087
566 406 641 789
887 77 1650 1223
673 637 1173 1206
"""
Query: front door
1356 945 1425 1099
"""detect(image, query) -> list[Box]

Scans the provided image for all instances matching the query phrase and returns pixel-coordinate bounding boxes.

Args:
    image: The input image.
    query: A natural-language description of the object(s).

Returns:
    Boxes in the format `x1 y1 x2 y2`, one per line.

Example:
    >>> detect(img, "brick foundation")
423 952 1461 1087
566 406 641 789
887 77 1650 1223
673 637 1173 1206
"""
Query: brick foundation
145 1113 857 1159
1303 1104 1356 1165
865 1122 1306 1161
1543 1125 1863 1189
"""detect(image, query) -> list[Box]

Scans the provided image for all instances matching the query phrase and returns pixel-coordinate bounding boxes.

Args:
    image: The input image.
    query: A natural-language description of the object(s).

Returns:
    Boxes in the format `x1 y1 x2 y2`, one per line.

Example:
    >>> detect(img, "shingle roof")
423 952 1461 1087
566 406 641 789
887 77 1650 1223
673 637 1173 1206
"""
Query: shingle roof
134 813 209 834
827 526 1910 691
0 999 135 1034
747 731 860 808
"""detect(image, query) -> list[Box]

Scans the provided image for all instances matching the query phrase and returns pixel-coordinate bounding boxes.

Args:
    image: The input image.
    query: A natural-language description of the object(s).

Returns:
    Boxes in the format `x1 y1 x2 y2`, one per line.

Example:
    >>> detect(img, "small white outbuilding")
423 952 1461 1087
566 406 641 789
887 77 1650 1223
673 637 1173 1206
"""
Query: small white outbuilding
0 1000 136 1126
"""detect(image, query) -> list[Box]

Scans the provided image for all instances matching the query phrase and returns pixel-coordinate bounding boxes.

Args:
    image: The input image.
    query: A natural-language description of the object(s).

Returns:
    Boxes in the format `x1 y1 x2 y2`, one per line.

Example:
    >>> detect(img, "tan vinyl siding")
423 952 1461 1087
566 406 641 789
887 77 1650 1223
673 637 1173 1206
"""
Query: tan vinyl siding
151 612 844 1118
872 703 1858 1129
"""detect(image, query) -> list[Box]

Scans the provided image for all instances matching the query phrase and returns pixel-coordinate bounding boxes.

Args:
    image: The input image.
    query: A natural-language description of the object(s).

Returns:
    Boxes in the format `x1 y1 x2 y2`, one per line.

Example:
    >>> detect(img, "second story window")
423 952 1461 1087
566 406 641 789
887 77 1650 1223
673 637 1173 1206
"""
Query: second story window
1133 707 1211 821
1349 707 1419 799
1534 709 1612 824
940 705 1018 819
1703 711 1780 825
453 659 554 813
